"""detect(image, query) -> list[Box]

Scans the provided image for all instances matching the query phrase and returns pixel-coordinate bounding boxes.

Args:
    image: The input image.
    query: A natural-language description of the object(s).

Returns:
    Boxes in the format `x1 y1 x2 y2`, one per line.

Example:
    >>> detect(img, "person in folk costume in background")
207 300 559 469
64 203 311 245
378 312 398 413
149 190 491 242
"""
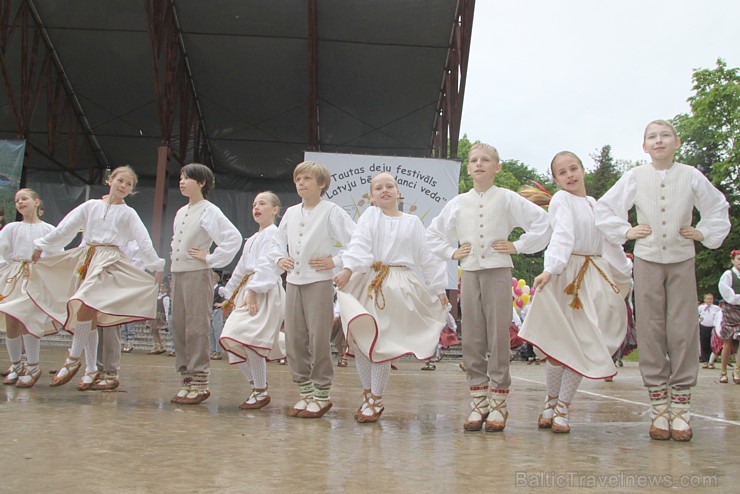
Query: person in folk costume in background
334 172 448 423
717 249 740 384
219 192 286 410
0 189 58 387
519 151 632 434
29 166 165 391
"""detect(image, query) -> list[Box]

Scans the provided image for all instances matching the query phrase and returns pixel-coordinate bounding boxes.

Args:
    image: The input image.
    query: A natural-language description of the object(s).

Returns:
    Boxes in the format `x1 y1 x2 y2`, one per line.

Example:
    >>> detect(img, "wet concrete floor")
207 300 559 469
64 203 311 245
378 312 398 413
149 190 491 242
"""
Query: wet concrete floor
1 347 738 493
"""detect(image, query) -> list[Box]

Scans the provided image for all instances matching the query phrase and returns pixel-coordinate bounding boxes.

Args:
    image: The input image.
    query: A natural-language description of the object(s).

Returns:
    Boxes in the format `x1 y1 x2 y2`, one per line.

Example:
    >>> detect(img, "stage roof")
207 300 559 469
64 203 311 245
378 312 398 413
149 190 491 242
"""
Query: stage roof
0 0 469 191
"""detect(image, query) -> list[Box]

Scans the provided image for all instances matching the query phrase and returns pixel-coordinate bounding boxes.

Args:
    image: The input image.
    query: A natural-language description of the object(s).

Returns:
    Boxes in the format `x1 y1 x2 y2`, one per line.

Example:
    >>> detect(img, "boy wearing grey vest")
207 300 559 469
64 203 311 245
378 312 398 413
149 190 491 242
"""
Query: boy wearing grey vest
268 161 355 418
169 163 242 405
595 120 730 442
426 143 551 433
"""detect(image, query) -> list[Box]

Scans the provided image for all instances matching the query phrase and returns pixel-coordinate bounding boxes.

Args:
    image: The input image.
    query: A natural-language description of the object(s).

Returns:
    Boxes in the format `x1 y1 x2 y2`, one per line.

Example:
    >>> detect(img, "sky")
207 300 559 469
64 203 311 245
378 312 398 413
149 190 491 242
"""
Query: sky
460 0 740 174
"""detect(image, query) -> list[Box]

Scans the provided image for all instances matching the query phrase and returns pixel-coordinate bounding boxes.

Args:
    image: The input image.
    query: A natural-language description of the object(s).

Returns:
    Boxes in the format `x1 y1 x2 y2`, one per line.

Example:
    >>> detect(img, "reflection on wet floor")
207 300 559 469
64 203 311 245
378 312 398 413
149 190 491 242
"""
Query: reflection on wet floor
1 347 737 493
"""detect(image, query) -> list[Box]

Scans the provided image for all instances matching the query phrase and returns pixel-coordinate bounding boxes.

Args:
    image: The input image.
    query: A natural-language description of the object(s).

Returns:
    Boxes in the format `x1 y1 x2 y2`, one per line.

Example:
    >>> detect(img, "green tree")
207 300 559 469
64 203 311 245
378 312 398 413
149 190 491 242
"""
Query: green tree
673 58 739 296
585 145 620 200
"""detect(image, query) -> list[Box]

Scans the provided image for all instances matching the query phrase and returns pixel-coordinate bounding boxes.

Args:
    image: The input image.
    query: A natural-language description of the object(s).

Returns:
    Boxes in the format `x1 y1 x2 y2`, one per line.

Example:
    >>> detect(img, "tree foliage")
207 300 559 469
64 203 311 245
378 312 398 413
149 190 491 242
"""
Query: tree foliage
585 145 621 200
673 58 740 296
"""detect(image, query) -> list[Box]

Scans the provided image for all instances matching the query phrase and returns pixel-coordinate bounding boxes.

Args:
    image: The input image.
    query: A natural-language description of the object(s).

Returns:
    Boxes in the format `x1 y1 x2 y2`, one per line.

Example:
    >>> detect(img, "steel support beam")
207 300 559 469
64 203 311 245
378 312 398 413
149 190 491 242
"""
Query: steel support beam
431 0 475 159
0 0 104 184
307 0 319 151
146 0 212 253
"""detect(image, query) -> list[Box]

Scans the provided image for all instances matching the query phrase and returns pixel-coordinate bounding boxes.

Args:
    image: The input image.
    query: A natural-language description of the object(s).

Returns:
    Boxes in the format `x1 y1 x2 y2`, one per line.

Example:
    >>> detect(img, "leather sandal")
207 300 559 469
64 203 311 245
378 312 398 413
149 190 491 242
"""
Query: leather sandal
50 355 82 387
239 388 271 410
463 395 490 431
297 398 333 418
337 356 348 367
178 389 211 405
537 396 558 429
16 366 42 388
77 370 100 391
733 368 740 384
356 394 384 423
484 400 509 433
719 371 728 384
551 400 571 434
2 362 23 385
649 407 671 440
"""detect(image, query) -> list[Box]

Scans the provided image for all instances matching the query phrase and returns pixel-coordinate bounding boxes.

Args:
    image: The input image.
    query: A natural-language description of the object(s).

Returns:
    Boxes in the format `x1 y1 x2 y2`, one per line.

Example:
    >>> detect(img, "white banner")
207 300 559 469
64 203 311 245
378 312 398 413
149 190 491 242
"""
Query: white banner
305 151 461 289
304 151 460 225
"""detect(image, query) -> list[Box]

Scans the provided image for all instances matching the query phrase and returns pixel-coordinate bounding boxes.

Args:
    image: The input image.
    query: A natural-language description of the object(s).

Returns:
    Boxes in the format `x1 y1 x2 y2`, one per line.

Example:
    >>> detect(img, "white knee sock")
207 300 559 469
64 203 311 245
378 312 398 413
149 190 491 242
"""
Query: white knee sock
69 321 93 359
22 334 40 366
558 368 582 405
85 328 99 373
352 342 372 390
370 361 391 397
237 361 253 384
5 335 23 363
546 360 565 398
245 347 267 389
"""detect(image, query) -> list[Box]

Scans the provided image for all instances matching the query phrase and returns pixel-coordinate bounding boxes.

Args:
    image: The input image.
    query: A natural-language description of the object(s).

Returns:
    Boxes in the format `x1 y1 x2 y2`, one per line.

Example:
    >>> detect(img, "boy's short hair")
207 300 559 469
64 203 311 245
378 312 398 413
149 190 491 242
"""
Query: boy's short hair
469 143 500 163
181 163 214 198
643 120 678 141
293 161 331 195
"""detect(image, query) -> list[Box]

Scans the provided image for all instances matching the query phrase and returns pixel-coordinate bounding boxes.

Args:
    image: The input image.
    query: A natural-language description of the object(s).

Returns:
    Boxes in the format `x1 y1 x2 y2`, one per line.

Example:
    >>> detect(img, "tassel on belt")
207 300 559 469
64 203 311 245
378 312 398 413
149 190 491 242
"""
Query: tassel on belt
367 262 404 310
77 244 118 281
221 273 252 314
564 254 620 310
0 261 30 301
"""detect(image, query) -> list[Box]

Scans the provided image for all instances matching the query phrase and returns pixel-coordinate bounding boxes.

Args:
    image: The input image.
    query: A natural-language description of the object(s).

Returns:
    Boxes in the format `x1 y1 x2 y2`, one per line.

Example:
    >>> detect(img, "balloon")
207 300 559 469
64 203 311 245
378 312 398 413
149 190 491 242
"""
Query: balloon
517 279 526 288
516 298 524 308
521 293 530 305
522 285 530 294
512 277 518 288
514 287 522 296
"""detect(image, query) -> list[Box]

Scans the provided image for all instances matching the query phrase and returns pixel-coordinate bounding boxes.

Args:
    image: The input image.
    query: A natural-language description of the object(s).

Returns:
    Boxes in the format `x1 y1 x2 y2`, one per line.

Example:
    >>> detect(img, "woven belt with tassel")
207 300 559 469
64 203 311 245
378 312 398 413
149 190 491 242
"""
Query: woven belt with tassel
564 254 620 309
367 262 404 310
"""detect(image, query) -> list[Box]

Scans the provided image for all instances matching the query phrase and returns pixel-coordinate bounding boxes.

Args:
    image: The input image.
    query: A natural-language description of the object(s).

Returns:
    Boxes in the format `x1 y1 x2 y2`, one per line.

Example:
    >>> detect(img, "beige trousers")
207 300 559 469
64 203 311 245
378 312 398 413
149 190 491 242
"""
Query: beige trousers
461 267 513 389
171 270 213 375
285 280 334 389
634 257 699 388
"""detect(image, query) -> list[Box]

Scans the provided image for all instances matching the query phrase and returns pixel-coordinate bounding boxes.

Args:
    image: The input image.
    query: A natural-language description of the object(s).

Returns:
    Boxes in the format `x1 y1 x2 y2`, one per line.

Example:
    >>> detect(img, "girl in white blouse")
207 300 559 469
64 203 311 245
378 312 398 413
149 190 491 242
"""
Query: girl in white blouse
0 189 57 387
219 191 286 409
30 166 164 391
519 152 632 433
333 173 448 423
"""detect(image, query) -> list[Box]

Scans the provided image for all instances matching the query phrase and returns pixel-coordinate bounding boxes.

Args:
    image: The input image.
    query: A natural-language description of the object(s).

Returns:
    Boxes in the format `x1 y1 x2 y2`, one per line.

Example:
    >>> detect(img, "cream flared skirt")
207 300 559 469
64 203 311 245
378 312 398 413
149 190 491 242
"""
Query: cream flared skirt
519 255 630 379
0 261 58 337
219 282 286 362
337 267 445 363
26 245 158 332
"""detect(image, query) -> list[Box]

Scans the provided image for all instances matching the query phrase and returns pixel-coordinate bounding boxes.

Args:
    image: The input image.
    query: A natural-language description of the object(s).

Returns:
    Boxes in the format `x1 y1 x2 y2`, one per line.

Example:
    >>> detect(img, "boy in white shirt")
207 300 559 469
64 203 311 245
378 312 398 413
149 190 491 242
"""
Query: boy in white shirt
268 161 355 418
169 163 242 405
595 120 730 441
426 143 551 432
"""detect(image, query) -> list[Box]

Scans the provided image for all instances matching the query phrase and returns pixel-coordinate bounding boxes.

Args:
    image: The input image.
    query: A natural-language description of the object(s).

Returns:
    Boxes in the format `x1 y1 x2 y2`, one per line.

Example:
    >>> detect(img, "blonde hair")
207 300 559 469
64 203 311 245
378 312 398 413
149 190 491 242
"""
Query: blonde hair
15 188 41 218
643 120 678 141
549 151 584 176
16 188 40 202
293 161 331 195
369 172 399 191
108 165 139 189
255 191 282 222
469 143 500 163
